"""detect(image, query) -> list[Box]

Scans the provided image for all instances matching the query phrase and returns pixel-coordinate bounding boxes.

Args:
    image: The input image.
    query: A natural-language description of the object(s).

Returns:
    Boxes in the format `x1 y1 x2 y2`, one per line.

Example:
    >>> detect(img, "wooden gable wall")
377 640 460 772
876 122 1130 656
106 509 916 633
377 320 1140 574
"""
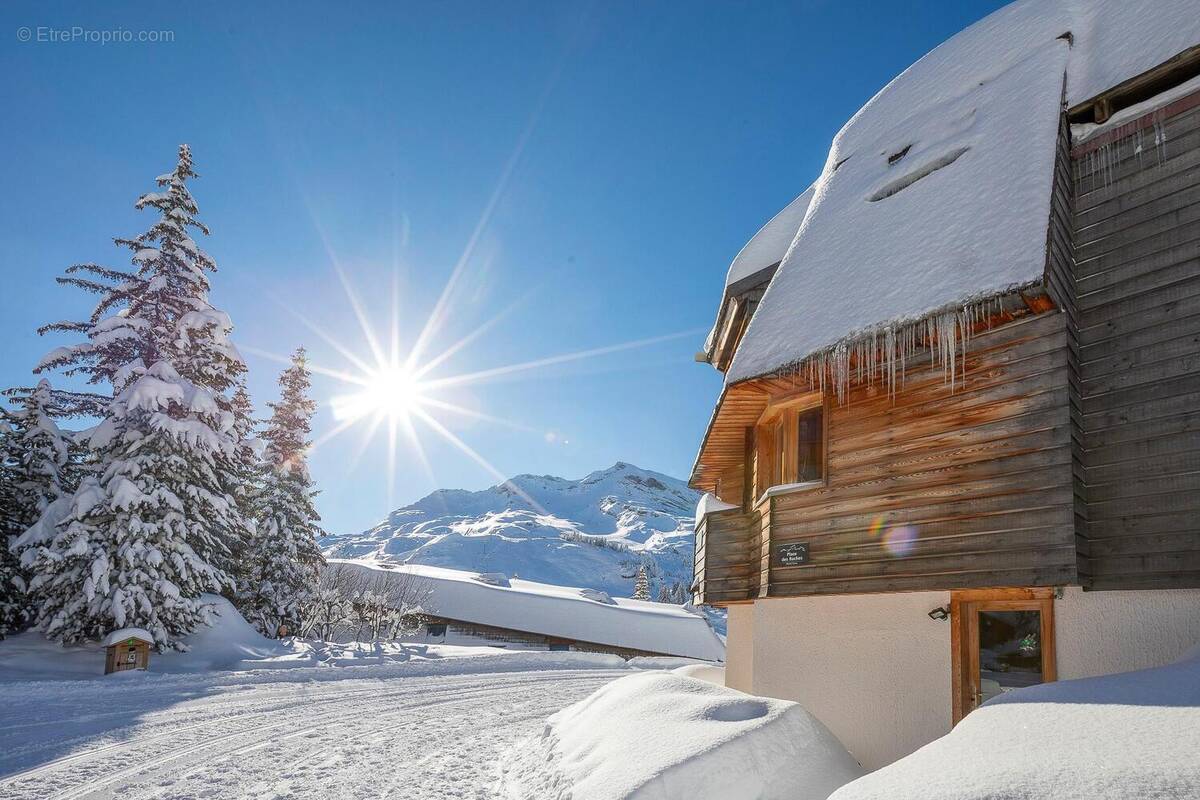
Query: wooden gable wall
1070 88 1200 589
763 309 1079 596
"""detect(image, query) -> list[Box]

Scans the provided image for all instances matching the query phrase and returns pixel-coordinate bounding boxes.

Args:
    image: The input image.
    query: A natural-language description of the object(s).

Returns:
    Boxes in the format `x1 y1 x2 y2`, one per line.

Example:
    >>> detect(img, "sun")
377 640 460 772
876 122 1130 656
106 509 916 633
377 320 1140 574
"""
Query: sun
331 365 427 423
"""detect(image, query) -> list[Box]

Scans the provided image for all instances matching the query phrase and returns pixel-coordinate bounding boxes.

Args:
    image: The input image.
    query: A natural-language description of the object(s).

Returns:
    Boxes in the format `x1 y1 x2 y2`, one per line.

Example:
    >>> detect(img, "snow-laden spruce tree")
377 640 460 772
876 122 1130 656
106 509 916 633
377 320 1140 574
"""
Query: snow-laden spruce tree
23 145 252 647
245 348 326 637
224 382 263 594
633 564 650 601
0 381 78 637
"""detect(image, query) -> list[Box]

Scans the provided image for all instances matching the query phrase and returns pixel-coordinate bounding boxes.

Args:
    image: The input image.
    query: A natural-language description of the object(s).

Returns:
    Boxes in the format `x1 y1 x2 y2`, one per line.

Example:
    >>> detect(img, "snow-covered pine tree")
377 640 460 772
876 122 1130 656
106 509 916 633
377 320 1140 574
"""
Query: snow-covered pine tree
633 564 650 601
669 581 688 605
656 583 671 604
23 145 252 648
225 382 263 595
246 348 326 637
0 381 77 637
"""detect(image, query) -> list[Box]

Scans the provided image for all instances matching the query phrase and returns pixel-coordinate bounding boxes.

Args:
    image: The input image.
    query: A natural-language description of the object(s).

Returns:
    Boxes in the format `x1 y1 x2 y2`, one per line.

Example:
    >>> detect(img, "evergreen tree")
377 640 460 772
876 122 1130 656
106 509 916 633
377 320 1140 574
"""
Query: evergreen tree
246 348 326 637
633 564 650 601
23 145 251 648
225 382 263 595
670 581 688 605
0 381 77 637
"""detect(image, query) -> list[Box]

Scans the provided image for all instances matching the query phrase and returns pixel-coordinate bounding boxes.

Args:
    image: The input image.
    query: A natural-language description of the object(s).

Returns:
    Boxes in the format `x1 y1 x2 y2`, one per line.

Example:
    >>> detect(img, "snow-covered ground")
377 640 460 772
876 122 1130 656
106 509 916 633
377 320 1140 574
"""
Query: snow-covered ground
0 656 629 800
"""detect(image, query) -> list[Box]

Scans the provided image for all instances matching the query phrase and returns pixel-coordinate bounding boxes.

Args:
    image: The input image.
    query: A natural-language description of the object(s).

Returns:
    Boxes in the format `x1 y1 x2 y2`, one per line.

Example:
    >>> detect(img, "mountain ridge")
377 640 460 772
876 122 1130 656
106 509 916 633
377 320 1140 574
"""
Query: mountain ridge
319 462 703 603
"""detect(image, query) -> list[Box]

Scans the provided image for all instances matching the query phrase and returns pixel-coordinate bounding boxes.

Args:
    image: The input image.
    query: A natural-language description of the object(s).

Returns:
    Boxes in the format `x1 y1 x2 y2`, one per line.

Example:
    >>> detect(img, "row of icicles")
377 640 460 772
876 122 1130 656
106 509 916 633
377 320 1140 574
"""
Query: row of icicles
1072 107 1169 192
791 296 1010 404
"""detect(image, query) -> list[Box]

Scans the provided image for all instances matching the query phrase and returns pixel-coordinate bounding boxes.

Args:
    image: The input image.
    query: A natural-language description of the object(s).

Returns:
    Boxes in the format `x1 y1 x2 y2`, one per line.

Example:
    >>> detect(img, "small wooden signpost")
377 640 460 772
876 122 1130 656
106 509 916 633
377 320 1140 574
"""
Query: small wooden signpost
102 628 153 675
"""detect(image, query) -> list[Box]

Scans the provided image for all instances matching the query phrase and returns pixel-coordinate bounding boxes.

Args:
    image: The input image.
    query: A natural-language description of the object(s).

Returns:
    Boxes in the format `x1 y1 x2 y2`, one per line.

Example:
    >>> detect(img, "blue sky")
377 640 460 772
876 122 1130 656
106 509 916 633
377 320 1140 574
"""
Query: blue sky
0 1 1008 534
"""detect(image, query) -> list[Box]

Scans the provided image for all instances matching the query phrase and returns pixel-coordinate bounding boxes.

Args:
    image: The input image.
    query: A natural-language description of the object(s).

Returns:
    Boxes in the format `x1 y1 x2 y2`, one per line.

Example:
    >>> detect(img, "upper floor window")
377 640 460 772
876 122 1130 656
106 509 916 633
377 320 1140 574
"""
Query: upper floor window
796 407 824 483
757 402 825 493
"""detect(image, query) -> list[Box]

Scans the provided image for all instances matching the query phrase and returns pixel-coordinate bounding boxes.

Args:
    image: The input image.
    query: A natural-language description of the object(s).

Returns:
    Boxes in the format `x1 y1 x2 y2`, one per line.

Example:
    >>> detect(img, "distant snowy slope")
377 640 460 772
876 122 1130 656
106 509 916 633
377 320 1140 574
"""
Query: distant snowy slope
320 463 705 606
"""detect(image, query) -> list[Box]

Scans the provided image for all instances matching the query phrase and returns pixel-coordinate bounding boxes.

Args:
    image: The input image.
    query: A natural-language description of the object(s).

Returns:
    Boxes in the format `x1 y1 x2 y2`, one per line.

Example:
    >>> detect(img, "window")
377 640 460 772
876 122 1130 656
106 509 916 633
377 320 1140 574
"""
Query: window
548 642 571 652
425 623 447 637
754 400 825 496
796 407 824 483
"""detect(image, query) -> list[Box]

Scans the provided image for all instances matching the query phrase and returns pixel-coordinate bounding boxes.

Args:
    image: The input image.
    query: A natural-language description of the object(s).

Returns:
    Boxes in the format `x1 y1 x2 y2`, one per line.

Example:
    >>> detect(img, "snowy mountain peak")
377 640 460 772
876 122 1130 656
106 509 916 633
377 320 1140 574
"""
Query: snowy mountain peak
320 463 702 602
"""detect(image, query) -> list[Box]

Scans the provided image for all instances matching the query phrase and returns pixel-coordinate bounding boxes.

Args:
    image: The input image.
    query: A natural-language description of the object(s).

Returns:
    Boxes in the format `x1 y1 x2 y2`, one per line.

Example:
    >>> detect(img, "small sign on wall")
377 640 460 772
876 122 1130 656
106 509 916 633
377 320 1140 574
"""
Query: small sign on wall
777 542 810 566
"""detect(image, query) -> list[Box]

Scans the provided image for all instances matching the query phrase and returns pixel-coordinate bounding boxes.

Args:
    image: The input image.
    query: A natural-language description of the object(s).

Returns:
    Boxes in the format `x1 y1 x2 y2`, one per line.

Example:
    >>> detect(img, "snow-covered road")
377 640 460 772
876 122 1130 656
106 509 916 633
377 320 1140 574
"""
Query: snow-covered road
0 662 625 799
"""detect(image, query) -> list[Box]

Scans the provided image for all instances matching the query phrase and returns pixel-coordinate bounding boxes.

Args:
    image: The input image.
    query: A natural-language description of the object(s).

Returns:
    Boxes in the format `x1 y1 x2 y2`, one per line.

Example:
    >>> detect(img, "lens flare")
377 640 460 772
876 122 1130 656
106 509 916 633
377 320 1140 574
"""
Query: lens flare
883 525 918 557
868 516 887 539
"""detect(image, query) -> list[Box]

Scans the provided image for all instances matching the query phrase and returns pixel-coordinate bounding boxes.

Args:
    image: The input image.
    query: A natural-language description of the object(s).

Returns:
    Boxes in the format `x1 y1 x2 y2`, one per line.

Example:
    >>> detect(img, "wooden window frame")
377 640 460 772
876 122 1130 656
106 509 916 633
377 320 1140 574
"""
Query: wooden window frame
754 393 828 500
950 588 1057 725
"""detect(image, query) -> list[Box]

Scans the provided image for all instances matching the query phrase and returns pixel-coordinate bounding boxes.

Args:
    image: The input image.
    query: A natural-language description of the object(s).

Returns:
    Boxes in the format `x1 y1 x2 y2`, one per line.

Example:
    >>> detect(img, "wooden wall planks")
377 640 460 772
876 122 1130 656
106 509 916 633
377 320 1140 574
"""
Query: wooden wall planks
1072 89 1200 589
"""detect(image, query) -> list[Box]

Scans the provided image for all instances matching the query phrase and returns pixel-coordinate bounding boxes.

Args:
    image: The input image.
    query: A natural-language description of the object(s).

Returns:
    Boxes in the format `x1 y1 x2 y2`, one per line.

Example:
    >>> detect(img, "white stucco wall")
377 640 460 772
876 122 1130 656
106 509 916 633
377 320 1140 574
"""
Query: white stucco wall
1056 587 1200 678
749 591 952 771
723 604 755 693
731 586 1200 773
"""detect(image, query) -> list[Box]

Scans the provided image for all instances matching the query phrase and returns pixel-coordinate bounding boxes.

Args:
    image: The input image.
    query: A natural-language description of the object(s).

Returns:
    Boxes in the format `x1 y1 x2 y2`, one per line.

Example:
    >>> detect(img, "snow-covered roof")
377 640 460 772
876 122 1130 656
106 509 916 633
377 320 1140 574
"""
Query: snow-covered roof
725 186 815 288
331 560 725 662
727 0 1200 384
101 627 153 647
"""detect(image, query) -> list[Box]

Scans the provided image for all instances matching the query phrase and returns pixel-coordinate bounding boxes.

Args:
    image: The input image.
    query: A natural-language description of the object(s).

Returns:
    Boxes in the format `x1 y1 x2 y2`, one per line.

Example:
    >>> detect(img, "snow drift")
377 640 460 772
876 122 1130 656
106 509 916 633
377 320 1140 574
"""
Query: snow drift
0 595 303 679
830 647 1200 800
497 672 863 800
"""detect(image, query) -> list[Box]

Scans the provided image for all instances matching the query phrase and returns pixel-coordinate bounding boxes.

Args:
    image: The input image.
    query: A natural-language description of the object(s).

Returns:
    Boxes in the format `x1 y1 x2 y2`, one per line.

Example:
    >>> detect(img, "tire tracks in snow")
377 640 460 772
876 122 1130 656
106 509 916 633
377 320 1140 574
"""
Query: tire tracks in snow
3 669 619 800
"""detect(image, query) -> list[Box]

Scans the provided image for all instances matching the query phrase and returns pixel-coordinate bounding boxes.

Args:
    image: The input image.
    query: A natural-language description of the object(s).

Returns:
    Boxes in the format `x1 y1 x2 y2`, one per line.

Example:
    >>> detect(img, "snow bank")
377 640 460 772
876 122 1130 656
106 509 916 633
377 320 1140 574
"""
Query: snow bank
333 560 726 662
672 663 725 686
728 0 1200 385
830 647 1200 800
0 596 305 679
498 673 863 800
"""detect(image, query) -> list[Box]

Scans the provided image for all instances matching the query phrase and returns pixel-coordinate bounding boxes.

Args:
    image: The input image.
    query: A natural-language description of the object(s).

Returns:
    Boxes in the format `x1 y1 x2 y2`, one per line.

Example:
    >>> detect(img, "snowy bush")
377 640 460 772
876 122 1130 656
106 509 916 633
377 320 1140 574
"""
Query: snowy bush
297 562 433 643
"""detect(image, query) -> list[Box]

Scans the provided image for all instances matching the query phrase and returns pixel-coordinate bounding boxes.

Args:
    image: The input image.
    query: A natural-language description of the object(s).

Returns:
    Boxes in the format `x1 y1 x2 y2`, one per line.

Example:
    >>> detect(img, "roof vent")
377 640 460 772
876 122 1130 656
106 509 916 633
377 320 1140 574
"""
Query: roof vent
886 145 912 165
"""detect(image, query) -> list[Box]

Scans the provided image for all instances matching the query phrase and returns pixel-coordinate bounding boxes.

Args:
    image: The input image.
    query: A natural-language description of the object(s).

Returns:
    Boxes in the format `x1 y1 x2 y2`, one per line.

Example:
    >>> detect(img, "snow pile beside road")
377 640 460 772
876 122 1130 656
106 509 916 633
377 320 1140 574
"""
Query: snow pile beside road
498 672 862 800
672 663 725 686
831 648 1200 800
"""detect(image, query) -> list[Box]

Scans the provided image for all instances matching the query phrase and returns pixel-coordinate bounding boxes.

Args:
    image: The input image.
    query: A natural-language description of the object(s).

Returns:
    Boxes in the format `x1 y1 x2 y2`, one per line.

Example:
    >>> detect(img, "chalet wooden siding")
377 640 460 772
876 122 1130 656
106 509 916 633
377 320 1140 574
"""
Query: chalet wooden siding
1071 88 1200 589
694 505 760 605
1043 110 1089 584
762 310 1079 596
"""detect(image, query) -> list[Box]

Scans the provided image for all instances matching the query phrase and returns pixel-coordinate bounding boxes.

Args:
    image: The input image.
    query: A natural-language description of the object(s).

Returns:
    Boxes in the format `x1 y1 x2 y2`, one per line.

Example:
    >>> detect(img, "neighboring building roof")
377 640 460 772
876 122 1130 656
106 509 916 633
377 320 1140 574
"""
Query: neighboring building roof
726 0 1200 385
330 560 726 662
101 628 153 647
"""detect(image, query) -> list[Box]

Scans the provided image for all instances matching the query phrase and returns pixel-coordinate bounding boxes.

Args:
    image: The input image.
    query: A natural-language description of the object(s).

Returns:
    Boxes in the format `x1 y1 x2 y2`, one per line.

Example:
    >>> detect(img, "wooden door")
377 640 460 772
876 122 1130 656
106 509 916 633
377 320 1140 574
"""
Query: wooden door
951 589 1056 723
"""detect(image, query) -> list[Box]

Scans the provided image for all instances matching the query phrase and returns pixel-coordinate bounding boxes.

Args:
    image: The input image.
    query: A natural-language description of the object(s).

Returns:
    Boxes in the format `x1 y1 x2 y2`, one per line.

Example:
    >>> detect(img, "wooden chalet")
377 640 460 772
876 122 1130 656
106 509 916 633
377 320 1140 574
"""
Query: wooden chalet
690 1 1200 770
